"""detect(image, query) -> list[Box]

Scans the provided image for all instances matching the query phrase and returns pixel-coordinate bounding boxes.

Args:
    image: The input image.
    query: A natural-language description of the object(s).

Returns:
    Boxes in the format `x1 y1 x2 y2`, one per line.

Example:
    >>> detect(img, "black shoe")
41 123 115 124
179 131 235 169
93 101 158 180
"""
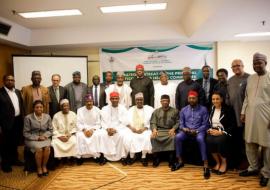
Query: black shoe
239 170 259 177
76 158 84 166
43 171 49 176
204 167 210 179
37 173 43 178
260 176 269 187
152 158 160 168
127 157 136 165
121 158 128 166
99 157 107 166
141 158 148 167
2 166 12 173
211 169 218 174
171 162 184 171
13 160 24 166
217 170 226 175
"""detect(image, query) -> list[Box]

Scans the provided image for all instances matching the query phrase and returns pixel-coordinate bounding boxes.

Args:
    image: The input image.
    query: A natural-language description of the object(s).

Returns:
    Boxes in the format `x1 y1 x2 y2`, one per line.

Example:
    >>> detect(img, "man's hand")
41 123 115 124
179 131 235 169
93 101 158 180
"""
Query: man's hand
58 136 68 142
127 125 137 133
38 136 47 141
107 128 116 136
168 128 175 137
84 129 93 138
189 129 198 136
136 128 146 134
151 129 158 138
240 114 245 123
182 127 190 133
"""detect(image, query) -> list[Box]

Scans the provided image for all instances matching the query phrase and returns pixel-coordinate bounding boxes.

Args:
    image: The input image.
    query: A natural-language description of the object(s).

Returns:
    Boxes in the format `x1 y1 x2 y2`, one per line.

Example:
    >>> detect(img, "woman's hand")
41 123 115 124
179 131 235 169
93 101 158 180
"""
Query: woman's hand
208 129 223 136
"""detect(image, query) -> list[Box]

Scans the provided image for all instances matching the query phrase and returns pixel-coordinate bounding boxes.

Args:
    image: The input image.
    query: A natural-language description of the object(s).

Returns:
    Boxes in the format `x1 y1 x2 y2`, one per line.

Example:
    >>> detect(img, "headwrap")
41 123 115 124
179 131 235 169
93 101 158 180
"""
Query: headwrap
60 99 69 106
136 64 144 70
161 94 170 100
253 52 267 62
84 94 93 101
135 92 144 99
110 91 119 98
188 90 198 97
72 71 81 76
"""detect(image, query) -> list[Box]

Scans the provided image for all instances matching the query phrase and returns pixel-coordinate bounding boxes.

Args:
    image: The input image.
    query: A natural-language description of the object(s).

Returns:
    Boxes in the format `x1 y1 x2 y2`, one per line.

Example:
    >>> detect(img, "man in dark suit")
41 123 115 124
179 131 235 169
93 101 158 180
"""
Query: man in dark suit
48 74 67 118
0 74 24 172
89 75 106 109
196 65 218 109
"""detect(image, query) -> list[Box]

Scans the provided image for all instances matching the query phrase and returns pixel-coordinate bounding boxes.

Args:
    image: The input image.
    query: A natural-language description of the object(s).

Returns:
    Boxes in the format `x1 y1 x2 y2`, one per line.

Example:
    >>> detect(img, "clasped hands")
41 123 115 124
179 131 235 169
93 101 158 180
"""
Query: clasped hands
151 128 175 139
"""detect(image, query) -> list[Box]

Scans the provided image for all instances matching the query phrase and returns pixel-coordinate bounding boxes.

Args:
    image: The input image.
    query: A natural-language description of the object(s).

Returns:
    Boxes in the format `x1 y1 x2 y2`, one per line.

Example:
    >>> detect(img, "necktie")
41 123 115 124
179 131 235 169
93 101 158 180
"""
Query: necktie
94 86 98 107
55 88 60 103
204 80 208 101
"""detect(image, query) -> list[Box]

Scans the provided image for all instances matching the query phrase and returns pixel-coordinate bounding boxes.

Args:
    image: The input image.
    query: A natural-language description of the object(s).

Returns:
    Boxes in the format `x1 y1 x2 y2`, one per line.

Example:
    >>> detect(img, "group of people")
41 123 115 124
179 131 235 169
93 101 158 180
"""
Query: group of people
0 52 269 187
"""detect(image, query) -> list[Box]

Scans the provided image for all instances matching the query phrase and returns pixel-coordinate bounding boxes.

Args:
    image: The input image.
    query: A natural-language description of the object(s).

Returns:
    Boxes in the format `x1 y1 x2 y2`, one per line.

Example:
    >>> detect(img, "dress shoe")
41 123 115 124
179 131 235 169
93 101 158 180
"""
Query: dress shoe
260 176 269 187
239 170 258 177
37 173 43 178
43 171 49 176
141 158 148 167
13 160 24 166
127 157 136 165
76 158 84 166
152 158 160 168
99 157 107 166
121 158 128 166
203 167 211 179
211 169 218 174
2 166 12 173
217 170 226 175
171 162 184 171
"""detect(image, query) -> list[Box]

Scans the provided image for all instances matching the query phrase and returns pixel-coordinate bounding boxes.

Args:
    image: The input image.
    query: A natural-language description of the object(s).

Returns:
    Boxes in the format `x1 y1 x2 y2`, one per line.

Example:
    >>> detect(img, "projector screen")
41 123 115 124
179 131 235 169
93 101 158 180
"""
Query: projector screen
13 56 88 90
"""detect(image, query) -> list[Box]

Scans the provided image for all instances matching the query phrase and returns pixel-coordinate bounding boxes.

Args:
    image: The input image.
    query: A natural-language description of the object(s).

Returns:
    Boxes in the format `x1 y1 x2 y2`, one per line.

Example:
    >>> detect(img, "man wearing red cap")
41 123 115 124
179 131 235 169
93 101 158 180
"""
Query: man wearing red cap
130 64 154 107
172 90 210 179
239 52 270 187
99 91 133 165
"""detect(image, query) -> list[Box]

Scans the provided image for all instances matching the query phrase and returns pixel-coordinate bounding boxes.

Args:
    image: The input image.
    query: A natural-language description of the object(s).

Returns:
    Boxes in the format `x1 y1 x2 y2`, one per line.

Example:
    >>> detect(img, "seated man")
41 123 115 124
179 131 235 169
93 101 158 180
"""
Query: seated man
76 94 106 165
173 91 210 179
100 91 132 165
51 99 77 163
127 92 154 166
150 94 179 168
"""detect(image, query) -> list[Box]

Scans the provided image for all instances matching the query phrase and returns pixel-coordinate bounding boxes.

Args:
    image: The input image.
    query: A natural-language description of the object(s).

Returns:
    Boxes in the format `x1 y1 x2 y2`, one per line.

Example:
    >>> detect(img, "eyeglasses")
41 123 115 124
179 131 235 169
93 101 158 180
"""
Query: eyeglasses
231 64 242 68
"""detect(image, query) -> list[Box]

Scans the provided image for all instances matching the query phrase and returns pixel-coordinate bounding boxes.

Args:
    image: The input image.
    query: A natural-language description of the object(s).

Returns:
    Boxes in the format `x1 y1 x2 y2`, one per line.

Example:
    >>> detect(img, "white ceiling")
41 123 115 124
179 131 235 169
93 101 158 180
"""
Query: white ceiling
0 0 270 49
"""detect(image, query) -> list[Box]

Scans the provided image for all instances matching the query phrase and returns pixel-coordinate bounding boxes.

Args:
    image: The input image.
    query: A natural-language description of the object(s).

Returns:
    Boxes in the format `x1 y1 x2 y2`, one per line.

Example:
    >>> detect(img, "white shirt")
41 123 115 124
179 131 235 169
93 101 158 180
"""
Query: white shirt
4 86 20 116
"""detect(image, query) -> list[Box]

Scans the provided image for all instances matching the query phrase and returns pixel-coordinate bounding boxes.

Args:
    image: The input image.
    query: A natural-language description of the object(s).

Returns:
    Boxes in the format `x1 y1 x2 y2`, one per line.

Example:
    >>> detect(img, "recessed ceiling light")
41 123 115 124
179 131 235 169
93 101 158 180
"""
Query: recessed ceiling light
100 3 167 13
18 9 82 18
234 32 270 37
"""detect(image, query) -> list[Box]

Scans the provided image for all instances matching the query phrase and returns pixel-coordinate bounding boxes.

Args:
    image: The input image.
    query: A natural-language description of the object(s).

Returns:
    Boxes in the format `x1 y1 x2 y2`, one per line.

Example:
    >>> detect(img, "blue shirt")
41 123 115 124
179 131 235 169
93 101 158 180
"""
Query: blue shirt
180 104 209 133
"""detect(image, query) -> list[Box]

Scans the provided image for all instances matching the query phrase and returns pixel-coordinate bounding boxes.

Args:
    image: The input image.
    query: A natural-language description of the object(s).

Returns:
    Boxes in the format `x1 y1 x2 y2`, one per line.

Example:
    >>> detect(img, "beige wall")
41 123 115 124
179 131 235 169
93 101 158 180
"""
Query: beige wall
217 41 270 78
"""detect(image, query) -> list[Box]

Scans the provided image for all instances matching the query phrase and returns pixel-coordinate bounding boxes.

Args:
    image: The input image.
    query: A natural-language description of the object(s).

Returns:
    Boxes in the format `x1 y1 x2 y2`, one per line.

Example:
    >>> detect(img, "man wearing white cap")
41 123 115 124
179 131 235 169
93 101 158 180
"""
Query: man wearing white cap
127 92 154 166
51 99 77 160
105 71 132 109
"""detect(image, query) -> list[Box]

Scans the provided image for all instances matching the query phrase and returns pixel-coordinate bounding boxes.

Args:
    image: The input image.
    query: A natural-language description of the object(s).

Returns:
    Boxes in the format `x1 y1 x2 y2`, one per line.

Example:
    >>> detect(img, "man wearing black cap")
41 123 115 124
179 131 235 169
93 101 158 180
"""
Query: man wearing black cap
65 71 88 112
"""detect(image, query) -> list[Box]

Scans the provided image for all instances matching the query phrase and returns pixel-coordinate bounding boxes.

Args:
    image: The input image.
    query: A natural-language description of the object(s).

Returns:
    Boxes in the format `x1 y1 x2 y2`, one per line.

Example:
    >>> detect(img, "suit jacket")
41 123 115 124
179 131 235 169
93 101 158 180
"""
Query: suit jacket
0 87 24 132
88 84 107 109
48 85 67 118
21 85 50 115
196 78 218 106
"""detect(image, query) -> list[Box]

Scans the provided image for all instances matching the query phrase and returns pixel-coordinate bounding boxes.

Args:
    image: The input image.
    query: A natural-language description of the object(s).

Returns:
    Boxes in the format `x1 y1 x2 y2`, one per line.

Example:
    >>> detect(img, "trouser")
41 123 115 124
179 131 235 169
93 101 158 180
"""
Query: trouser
231 127 246 168
246 142 270 178
175 131 207 161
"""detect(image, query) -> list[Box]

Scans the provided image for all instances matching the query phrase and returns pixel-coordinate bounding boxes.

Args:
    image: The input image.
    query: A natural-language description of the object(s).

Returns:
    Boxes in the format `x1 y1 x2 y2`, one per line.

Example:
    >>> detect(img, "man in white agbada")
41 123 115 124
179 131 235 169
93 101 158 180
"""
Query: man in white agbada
51 99 77 159
76 94 107 165
127 92 154 166
105 71 132 109
239 53 270 187
154 71 176 108
100 91 132 165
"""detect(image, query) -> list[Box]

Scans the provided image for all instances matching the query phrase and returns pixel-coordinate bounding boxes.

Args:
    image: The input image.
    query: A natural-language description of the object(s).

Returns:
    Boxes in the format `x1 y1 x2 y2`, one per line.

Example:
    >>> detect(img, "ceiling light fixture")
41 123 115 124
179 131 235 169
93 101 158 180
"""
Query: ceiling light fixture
100 2 167 13
234 32 270 37
18 9 82 18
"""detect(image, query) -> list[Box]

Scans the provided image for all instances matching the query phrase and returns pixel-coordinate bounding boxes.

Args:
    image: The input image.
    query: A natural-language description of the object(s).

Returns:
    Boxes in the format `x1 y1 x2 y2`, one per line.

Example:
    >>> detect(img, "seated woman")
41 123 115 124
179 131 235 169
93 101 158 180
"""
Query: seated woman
23 100 53 177
206 91 236 175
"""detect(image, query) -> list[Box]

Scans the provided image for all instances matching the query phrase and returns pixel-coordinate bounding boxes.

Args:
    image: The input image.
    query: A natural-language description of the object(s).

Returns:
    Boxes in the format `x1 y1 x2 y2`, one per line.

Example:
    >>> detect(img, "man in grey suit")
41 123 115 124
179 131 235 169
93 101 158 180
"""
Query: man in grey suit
89 75 106 109
48 74 67 118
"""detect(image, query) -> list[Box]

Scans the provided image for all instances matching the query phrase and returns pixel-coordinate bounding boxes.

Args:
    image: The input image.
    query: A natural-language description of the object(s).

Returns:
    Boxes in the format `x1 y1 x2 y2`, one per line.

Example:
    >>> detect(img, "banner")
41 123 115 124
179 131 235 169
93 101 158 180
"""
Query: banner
99 44 215 83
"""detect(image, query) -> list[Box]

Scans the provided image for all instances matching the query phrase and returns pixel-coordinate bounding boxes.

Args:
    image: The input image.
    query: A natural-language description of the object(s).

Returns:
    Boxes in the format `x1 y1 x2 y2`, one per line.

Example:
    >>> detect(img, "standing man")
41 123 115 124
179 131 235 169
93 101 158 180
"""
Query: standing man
154 71 176 109
150 95 179 168
130 64 154 107
175 67 205 111
65 71 88 112
48 74 67 118
196 65 218 109
102 71 114 89
239 53 270 187
106 72 132 109
173 91 210 179
89 75 106 109
21 71 50 115
227 59 249 169
0 75 24 172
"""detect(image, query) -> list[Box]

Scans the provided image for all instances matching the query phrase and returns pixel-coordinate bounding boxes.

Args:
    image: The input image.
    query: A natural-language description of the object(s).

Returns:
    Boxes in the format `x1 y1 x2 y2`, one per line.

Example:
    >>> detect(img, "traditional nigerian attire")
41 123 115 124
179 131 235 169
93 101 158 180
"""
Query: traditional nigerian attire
241 72 270 178
51 111 77 158
100 104 132 161
150 107 179 153
128 105 154 154
175 105 209 161
76 106 104 158
105 84 132 109
154 82 176 109
23 113 53 153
